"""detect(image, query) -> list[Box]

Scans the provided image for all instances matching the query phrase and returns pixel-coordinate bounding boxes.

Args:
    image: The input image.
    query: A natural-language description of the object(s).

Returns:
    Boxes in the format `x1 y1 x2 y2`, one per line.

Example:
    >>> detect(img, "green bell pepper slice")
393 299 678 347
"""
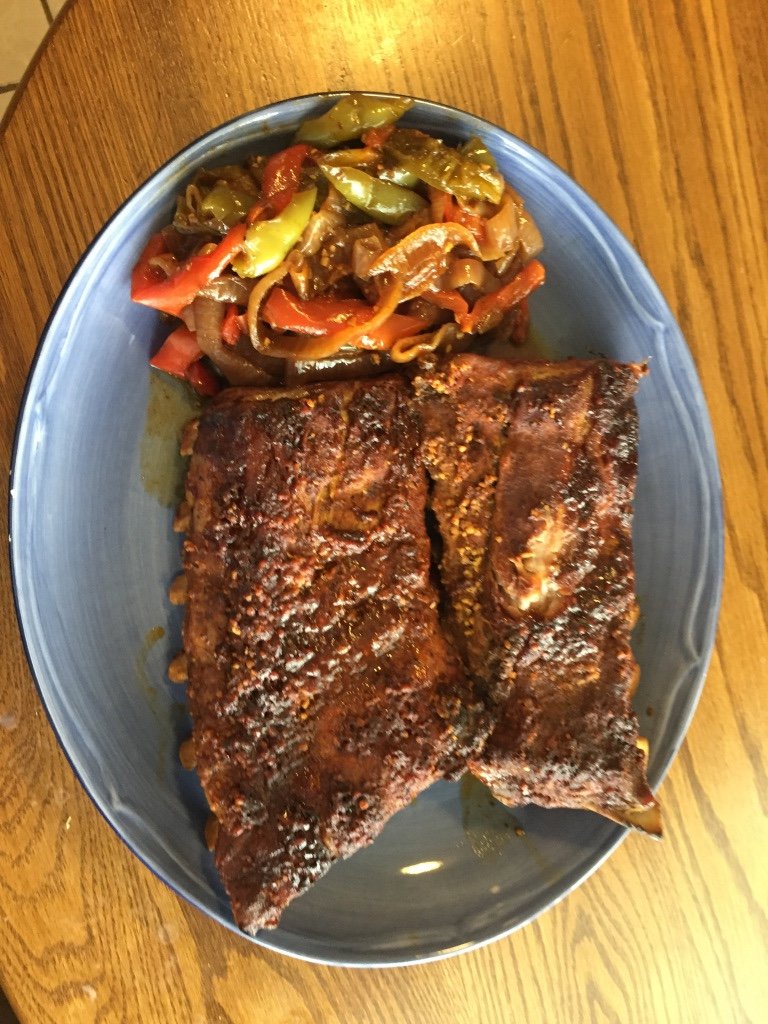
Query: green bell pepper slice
379 163 421 188
319 164 426 225
384 129 504 205
460 136 498 170
296 93 414 147
232 187 316 278
198 183 257 227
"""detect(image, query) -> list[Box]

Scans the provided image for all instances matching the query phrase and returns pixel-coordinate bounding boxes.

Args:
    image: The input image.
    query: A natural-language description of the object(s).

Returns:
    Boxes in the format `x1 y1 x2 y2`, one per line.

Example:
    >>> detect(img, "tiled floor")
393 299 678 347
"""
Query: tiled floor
0 0 67 122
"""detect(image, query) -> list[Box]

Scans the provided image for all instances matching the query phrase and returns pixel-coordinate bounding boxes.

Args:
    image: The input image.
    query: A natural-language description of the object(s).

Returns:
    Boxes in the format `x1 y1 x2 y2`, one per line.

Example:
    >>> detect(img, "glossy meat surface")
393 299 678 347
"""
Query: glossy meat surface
414 354 660 834
182 377 476 933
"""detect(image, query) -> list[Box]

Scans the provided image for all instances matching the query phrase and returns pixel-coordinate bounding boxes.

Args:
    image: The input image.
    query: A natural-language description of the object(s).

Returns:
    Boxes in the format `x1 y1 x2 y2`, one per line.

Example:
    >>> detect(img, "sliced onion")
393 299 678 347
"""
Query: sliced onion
284 350 392 385
298 209 342 257
366 223 480 299
493 253 517 277
192 295 225 352
298 187 348 256
443 257 498 293
390 323 459 363
147 253 179 278
199 275 254 304
192 294 275 385
178 303 196 332
208 349 277 386
478 189 521 261
288 256 315 300
185 184 202 213
517 211 544 262
245 258 295 350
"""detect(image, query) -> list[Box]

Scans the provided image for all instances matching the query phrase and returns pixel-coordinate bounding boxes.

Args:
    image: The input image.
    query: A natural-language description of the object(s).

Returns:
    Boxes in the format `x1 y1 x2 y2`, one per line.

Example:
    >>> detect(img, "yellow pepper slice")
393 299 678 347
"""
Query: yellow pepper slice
232 187 316 279
296 94 413 147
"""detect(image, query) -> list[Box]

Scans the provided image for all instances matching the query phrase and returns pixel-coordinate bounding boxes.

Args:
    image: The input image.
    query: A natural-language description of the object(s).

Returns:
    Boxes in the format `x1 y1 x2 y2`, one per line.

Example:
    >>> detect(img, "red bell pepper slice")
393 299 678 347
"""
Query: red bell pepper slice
425 289 470 319
262 287 429 346
131 233 167 293
459 259 546 333
149 326 220 396
427 187 486 243
149 326 202 376
261 144 313 215
185 359 222 396
369 311 431 347
221 303 241 346
263 288 372 335
131 223 247 317
443 194 486 242
246 199 270 226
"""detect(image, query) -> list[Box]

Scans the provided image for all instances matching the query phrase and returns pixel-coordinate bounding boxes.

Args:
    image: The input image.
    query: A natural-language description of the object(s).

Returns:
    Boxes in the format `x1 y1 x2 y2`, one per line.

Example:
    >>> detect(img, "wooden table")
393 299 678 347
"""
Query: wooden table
1 1 766 1021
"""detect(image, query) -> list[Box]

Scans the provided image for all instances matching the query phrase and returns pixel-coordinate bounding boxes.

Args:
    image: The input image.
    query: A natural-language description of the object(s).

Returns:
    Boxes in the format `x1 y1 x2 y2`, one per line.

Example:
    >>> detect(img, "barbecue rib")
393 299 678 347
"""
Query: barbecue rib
181 376 479 933
413 354 660 834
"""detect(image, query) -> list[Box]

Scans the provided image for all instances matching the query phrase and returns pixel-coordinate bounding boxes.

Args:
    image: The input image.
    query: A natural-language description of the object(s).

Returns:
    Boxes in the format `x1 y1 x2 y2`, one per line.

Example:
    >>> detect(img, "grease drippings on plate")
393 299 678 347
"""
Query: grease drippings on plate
134 625 165 712
140 371 201 507
459 772 519 860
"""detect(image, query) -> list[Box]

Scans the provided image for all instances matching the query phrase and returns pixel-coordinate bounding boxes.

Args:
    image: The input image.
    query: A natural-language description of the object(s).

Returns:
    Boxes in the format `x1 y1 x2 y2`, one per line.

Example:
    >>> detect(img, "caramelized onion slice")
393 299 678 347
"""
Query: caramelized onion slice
284 350 392 385
147 253 180 278
443 257 499 293
390 322 459 363
366 222 480 299
477 188 544 262
517 210 544 262
477 189 521 261
191 294 225 351
199 275 254 304
245 258 295 350
192 294 276 385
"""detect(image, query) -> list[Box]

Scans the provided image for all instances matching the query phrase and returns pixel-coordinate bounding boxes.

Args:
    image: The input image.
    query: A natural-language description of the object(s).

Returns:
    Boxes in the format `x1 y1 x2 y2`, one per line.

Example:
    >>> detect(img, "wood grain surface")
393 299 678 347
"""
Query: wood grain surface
1 0 766 1021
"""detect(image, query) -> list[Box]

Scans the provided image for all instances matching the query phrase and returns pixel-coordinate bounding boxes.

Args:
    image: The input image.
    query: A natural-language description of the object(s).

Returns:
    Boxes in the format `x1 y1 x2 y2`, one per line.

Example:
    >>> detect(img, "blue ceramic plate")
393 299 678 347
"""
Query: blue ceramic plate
10 95 723 967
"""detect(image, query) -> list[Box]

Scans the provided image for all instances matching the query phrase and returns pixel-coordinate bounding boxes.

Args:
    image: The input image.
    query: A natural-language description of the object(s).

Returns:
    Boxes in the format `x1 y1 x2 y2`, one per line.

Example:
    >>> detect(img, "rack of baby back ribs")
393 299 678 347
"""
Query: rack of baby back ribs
168 354 659 936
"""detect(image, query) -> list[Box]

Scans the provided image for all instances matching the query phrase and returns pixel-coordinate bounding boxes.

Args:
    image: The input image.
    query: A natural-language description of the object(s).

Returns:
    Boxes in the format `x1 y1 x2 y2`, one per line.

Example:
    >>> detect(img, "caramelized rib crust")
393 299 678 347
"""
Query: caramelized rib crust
182 377 477 933
414 355 660 834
